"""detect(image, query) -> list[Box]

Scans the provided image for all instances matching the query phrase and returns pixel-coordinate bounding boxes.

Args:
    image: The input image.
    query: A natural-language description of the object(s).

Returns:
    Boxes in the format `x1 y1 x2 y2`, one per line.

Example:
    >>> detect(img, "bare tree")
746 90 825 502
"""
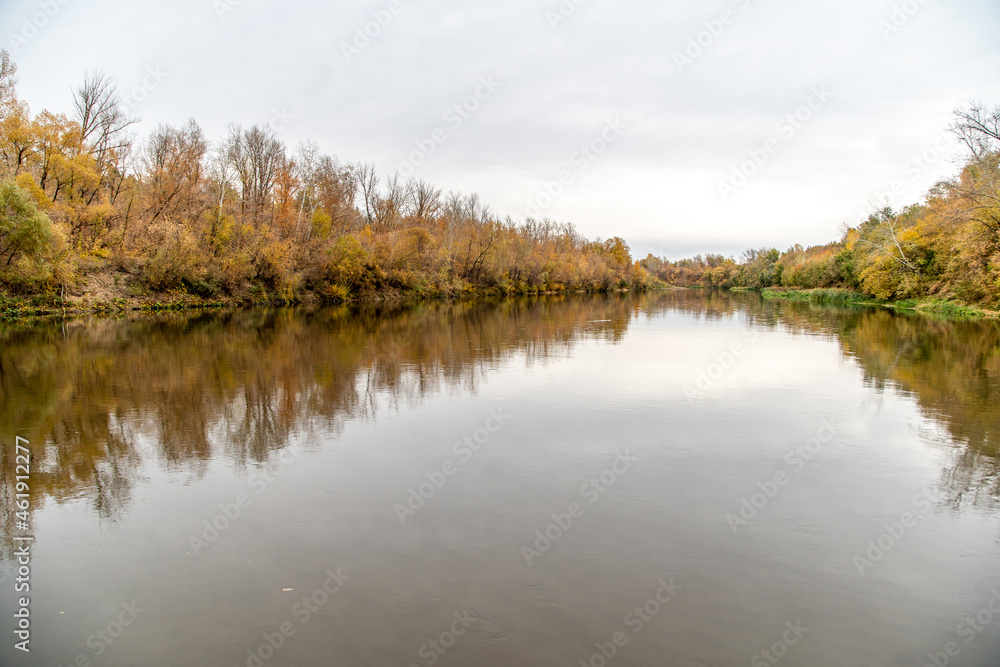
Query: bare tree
209 132 238 242
411 178 442 222
952 104 1000 159
382 173 414 231
314 155 356 236
442 191 465 267
73 70 137 157
0 49 17 117
356 162 379 228
227 124 285 218
949 104 1000 233
294 140 319 236
140 119 208 223
858 205 920 272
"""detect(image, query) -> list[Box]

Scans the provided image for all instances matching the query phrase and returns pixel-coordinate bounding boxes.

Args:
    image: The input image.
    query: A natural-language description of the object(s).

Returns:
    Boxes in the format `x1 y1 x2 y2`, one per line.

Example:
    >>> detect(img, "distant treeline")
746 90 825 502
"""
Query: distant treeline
642 105 1000 309
0 51 647 302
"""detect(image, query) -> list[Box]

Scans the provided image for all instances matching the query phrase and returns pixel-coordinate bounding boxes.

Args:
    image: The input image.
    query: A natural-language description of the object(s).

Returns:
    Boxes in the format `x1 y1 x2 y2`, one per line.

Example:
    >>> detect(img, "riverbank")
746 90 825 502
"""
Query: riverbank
0 268 646 321
6 279 993 322
760 287 999 318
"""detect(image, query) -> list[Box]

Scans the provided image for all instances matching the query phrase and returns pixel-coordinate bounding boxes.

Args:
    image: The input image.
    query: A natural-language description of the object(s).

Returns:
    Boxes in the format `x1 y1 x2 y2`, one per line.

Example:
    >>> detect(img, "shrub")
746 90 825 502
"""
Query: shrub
0 179 58 287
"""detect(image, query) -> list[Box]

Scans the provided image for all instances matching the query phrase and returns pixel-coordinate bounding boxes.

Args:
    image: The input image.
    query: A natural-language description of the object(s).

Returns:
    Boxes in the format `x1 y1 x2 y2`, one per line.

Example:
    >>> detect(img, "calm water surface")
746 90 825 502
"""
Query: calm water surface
1 291 999 666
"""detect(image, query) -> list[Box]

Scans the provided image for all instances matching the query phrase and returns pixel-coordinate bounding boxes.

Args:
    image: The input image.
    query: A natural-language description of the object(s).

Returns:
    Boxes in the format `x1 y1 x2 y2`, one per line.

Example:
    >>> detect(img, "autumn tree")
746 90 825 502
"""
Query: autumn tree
411 179 442 223
0 179 56 279
0 50 657 299
356 162 379 229
312 154 356 237
225 124 285 219
950 104 1000 235
73 71 135 162
140 119 208 224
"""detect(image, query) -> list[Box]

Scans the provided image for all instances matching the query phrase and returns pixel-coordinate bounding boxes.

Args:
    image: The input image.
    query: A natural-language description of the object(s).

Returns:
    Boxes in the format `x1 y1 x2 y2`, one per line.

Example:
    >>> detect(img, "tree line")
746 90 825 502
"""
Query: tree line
641 104 1000 309
0 51 646 302
4 49 998 310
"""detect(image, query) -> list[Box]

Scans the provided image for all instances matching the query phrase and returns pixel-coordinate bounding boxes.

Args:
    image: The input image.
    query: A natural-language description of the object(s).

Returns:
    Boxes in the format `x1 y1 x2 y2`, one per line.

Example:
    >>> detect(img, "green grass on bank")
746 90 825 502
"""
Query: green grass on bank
761 288 871 304
761 288 998 318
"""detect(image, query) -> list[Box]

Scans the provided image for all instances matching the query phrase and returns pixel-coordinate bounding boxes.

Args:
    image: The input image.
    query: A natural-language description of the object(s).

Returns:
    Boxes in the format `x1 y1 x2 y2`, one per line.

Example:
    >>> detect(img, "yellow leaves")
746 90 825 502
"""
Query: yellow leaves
602 236 631 266
32 110 82 158
0 104 35 169
1 87 655 299
320 283 349 303
324 234 371 290
15 172 49 210
858 256 901 301
843 227 861 250
311 208 332 241
76 202 114 226
708 264 738 287
213 215 235 248
254 236 294 289
50 152 101 195
389 227 435 272
897 227 921 245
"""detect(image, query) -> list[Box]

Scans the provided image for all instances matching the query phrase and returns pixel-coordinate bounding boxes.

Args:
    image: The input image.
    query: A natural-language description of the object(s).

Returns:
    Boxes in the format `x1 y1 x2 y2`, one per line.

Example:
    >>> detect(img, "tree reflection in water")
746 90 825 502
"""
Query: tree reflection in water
1 292 997 561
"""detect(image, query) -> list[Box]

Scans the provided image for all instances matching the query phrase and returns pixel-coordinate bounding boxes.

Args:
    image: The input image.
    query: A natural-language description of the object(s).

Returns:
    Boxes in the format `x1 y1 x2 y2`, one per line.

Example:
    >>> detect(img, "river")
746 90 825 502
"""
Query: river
1 291 998 666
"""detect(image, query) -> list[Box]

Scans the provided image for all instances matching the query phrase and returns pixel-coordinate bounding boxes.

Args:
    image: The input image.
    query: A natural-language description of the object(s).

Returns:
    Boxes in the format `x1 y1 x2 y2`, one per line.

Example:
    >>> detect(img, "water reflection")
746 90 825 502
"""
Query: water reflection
1 291 999 561
0 297 639 557
755 298 1000 510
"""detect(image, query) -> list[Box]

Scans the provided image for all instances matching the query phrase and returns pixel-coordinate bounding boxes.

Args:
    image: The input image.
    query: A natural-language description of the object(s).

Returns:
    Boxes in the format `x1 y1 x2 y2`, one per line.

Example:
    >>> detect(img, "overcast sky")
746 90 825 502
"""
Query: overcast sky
3 0 999 259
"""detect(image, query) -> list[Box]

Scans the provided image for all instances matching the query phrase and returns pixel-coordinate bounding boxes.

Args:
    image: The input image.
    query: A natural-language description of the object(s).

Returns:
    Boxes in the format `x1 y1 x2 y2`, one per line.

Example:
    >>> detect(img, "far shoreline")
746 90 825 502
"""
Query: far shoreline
756 287 999 319
2 282 996 323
